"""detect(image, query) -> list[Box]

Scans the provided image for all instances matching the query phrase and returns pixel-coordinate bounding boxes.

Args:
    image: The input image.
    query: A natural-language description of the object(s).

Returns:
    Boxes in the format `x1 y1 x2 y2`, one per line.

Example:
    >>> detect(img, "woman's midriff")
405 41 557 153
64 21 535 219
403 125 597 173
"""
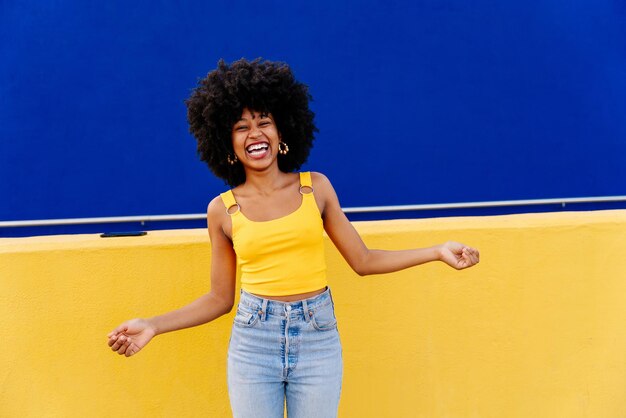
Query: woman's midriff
250 287 327 302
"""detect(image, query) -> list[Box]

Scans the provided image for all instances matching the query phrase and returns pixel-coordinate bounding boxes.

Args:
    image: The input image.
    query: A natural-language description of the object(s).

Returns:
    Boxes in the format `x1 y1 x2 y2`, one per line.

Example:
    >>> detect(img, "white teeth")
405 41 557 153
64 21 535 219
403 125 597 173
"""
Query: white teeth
246 143 269 152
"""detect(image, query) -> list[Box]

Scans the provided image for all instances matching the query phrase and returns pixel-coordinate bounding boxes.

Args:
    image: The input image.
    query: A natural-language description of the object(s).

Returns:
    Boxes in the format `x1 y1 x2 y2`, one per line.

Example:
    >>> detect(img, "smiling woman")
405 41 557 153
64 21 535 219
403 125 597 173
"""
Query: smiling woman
107 58 480 418
232 110 281 164
185 58 317 188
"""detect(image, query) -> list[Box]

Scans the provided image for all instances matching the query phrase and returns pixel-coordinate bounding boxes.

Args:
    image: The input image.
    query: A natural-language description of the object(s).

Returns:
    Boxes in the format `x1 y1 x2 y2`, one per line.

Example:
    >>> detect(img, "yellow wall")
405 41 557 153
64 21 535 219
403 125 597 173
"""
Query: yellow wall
1 210 626 417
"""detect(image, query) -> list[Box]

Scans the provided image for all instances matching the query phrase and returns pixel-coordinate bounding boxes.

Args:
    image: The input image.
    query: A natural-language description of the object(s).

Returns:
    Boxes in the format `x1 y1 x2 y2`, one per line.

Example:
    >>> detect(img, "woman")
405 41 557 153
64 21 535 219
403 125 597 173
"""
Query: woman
107 58 479 418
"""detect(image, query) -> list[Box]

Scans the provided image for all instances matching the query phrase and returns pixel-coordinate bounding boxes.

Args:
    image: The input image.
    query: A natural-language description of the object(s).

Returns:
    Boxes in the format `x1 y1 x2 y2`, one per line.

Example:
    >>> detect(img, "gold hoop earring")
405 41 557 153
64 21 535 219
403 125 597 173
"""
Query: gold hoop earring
227 154 238 165
278 141 289 155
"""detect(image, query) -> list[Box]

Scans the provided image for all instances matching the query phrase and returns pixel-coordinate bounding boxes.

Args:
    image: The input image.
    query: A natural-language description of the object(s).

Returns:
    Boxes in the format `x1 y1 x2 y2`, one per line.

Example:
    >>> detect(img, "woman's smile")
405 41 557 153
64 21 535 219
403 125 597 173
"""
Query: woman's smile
232 108 280 166
245 141 270 159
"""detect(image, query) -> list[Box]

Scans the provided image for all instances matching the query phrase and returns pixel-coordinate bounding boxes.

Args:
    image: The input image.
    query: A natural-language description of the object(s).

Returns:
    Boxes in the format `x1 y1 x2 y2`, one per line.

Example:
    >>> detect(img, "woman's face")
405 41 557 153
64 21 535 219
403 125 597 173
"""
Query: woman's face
231 108 281 170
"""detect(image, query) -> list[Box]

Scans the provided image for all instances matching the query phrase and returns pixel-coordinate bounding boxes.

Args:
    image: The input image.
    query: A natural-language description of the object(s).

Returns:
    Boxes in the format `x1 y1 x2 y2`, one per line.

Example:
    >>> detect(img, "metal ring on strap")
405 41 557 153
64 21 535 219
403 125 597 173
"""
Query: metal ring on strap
226 203 241 215
299 185 314 195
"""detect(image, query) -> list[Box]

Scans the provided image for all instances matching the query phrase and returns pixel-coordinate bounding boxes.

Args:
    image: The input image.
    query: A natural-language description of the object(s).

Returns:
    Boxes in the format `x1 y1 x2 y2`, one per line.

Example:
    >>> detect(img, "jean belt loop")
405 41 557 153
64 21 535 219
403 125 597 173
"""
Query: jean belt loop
260 298 269 322
302 299 311 323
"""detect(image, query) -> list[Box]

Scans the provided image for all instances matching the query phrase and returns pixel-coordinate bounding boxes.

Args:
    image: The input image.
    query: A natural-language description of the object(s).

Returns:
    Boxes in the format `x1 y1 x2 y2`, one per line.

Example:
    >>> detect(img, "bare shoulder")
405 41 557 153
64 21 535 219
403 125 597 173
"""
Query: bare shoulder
310 171 334 192
207 195 226 216
207 195 229 226
207 194 237 242
309 172 341 216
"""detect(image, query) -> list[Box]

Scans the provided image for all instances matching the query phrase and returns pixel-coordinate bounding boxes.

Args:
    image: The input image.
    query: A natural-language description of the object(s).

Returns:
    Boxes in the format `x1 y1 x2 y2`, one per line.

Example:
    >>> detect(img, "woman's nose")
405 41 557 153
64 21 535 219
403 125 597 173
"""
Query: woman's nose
248 126 261 138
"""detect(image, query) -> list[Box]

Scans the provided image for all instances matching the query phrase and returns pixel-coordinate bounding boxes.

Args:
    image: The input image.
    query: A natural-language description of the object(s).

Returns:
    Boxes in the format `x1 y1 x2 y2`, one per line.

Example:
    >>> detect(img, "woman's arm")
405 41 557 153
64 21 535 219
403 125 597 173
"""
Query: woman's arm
312 172 479 276
107 196 237 357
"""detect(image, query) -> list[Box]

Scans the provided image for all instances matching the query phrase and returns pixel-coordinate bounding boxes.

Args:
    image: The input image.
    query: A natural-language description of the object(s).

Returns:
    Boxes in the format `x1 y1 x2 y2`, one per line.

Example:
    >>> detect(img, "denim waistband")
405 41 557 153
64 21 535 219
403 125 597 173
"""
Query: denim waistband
238 287 332 318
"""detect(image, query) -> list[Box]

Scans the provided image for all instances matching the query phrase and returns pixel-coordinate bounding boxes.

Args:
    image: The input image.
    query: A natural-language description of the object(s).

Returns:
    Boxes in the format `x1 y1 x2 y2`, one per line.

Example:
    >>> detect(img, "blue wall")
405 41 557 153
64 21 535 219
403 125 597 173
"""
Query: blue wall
1 1 625 236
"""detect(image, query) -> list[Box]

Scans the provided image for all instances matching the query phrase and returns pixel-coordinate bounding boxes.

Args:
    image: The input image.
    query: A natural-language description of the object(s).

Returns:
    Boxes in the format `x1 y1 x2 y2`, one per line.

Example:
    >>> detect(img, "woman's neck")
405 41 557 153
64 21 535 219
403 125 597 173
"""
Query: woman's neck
241 166 289 195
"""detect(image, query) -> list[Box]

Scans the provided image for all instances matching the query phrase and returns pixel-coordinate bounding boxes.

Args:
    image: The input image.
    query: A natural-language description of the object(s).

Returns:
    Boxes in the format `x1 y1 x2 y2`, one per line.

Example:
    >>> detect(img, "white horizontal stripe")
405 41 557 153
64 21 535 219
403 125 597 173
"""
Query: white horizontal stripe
343 195 626 213
2 195 626 228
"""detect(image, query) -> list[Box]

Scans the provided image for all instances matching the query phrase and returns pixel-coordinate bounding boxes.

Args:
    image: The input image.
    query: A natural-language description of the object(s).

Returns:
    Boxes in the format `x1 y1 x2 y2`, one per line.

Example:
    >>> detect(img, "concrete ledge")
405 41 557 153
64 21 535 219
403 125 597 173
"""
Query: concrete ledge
1 210 625 417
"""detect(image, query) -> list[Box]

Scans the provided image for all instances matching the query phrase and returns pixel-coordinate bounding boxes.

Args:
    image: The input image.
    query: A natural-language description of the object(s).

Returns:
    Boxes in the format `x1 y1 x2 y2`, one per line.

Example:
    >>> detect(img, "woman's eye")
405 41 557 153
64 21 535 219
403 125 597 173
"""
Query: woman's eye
235 126 247 131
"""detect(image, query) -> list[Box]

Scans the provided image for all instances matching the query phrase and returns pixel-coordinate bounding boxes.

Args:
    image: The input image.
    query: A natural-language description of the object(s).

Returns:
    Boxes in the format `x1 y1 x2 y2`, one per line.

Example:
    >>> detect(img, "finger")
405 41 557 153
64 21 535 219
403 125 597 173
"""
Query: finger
107 335 119 347
110 335 127 352
462 248 475 265
458 249 473 268
468 248 479 264
108 325 128 339
463 248 479 265
125 343 139 357
109 335 121 350
117 339 130 355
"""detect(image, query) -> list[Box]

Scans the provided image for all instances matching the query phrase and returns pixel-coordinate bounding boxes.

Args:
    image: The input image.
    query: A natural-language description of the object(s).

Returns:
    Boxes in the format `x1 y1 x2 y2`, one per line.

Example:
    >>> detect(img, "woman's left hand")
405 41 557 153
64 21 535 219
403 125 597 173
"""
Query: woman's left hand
438 241 480 270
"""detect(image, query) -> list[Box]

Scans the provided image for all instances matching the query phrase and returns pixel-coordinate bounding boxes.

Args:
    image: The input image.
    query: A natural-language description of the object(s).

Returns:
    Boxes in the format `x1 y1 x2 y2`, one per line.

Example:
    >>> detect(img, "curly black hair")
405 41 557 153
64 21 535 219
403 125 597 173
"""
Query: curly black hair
185 58 317 187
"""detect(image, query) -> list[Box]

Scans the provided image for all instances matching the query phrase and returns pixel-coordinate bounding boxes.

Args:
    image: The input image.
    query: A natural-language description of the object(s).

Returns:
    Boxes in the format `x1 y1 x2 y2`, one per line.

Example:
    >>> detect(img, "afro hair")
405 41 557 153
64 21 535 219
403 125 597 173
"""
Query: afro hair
185 58 318 187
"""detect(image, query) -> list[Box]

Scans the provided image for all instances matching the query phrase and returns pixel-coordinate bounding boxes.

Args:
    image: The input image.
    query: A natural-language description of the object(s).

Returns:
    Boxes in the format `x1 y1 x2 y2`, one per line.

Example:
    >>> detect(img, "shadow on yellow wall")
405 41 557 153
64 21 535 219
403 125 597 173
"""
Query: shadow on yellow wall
1 210 625 417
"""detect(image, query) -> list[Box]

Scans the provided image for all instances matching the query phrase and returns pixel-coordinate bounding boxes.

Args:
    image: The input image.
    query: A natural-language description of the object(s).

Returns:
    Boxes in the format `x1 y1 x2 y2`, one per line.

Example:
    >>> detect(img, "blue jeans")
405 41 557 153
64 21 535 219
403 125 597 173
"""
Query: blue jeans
228 288 343 418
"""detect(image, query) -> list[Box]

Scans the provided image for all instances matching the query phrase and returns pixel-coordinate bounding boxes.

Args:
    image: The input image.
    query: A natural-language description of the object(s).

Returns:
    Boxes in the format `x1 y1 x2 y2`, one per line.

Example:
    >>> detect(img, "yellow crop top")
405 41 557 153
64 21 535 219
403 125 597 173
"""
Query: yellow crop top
220 172 328 296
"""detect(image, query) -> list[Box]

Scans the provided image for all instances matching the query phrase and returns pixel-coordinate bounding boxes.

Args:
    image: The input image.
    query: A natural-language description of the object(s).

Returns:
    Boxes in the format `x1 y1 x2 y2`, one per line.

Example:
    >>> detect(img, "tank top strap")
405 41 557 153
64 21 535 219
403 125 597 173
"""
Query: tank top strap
220 190 240 215
299 171 313 189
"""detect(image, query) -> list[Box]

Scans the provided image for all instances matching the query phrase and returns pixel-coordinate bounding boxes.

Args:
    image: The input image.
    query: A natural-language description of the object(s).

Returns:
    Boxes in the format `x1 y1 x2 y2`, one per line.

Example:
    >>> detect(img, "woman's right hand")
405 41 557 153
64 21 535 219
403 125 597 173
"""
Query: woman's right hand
107 318 157 357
